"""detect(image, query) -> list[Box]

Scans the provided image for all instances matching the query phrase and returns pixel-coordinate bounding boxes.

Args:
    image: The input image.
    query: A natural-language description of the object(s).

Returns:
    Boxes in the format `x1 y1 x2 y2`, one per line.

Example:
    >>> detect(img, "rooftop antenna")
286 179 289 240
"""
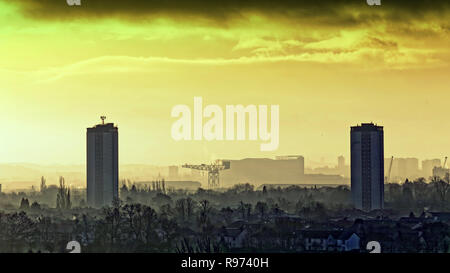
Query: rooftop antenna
100 116 106 125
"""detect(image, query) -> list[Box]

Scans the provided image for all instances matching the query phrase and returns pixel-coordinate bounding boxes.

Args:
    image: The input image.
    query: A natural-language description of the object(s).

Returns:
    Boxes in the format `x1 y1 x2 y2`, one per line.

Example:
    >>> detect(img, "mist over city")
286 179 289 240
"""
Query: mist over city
0 154 447 192
0 120 449 254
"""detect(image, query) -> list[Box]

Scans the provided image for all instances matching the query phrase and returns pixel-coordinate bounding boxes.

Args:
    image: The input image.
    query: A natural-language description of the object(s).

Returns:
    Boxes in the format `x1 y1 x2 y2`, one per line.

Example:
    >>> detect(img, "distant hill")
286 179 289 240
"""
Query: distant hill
0 163 184 192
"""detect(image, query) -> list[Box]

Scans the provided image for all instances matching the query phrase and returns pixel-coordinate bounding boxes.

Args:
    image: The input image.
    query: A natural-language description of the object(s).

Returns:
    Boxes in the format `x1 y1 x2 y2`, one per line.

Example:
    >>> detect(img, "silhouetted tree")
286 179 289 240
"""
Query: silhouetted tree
198 200 211 229
255 201 268 220
56 177 71 209
20 198 30 210
40 176 47 193
30 201 41 211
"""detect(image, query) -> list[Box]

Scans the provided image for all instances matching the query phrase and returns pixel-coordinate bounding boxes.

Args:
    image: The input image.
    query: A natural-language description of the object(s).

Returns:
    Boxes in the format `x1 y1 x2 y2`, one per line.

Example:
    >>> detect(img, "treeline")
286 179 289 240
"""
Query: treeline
0 176 448 252
0 176 85 210
385 176 450 211
0 175 449 213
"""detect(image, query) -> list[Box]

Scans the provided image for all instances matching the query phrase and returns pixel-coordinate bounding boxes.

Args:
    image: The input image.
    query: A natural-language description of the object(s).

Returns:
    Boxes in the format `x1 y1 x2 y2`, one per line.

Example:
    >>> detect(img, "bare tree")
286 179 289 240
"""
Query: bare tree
198 200 211 228
143 206 157 245
238 201 246 220
56 176 71 209
40 176 47 193
255 201 268 220
185 197 195 220
175 199 186 221
432 174 450 206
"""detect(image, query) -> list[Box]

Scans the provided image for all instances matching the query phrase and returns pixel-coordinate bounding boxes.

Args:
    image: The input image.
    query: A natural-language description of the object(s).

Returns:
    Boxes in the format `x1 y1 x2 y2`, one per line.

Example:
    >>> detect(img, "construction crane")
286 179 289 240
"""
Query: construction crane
386 156 394 183
182 160 230 189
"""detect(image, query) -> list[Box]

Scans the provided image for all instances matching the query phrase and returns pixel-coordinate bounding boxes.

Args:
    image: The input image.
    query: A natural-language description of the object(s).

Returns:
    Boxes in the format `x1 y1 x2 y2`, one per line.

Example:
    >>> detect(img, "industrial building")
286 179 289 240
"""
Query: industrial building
351 123 384 211
87 117 119 207
219 156 347 187
220 156 304 186
423 159 442 178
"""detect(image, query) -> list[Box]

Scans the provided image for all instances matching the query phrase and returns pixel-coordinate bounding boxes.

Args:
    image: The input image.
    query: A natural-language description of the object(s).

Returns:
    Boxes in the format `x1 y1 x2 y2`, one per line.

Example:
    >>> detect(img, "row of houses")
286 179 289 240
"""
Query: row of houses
218 212 450 253
47 210 450 253
302 230 360 252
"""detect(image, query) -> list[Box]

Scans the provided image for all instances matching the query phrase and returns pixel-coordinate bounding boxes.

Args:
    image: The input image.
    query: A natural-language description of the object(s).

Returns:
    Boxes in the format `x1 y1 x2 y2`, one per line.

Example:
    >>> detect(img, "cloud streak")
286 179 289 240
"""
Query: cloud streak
13 45 444 84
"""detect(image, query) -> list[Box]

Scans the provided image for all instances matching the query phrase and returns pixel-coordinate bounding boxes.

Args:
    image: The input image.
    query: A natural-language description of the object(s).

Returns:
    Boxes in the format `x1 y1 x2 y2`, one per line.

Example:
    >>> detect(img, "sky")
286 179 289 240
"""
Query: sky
0 0 449 166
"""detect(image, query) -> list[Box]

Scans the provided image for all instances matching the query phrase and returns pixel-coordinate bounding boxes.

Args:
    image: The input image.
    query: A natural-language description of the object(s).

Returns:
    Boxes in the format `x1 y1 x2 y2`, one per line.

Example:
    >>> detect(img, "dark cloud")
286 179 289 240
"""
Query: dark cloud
6 0 450 24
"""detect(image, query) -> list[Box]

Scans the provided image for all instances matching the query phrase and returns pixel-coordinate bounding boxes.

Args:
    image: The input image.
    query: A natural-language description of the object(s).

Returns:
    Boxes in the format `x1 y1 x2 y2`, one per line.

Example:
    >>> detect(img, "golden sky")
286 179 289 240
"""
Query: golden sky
0 0 449 166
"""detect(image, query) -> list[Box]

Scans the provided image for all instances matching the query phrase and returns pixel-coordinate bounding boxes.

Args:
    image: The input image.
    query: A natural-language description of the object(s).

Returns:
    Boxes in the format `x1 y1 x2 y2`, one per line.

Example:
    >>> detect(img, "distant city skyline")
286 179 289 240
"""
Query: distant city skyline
0 154 447 169
0 154 448 192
